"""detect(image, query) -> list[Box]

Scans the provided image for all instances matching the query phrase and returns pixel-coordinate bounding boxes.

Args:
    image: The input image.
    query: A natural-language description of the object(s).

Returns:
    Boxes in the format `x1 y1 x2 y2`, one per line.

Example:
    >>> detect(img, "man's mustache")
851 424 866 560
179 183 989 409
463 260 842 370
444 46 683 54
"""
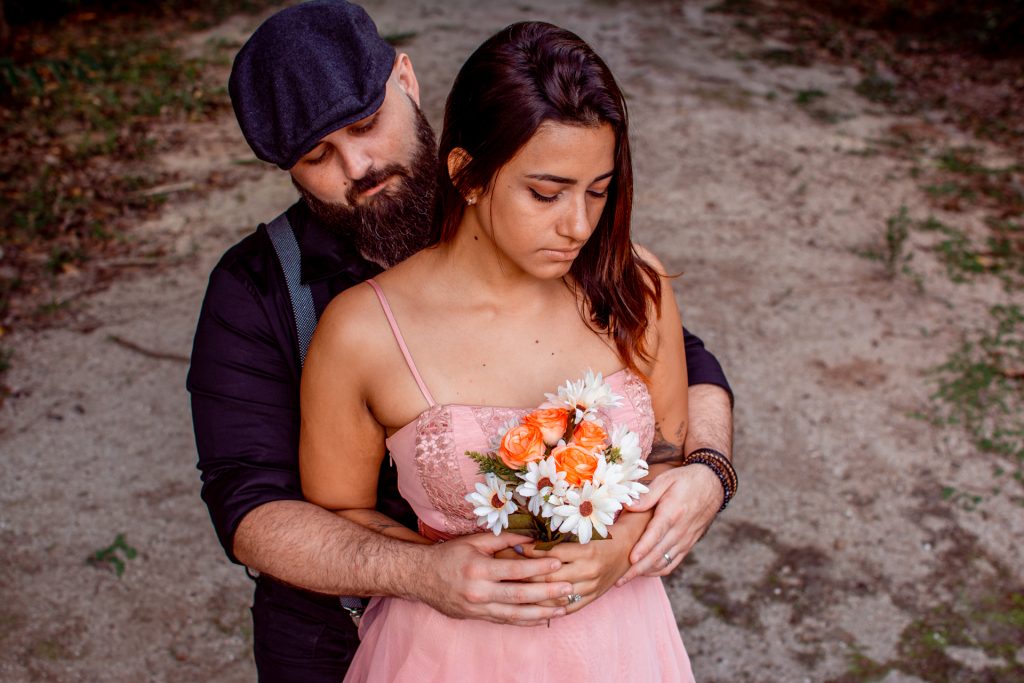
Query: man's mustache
346 164 408 205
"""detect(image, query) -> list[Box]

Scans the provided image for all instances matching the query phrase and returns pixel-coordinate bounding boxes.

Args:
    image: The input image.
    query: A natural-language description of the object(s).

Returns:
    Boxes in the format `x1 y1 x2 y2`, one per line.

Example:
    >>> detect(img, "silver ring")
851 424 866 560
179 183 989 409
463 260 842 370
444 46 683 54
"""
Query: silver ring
663 552 673 564
567 593 582 604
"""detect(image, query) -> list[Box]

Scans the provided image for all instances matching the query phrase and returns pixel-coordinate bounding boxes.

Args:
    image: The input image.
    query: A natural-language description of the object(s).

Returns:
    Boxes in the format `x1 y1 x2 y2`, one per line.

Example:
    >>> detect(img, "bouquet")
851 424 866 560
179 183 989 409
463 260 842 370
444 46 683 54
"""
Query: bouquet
464 371 649 548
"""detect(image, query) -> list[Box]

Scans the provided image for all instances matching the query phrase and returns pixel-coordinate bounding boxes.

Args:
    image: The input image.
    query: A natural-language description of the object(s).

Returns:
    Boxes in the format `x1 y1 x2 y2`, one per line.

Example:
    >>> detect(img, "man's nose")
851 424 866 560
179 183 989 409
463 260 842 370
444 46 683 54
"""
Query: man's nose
336 143 374 182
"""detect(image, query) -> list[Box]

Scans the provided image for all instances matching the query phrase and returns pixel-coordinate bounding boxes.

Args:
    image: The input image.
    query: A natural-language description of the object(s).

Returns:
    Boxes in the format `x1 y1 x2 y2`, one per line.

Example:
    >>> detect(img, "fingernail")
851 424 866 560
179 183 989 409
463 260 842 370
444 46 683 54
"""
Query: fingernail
550 561 560 571
513 544 524 555
554 608 566 617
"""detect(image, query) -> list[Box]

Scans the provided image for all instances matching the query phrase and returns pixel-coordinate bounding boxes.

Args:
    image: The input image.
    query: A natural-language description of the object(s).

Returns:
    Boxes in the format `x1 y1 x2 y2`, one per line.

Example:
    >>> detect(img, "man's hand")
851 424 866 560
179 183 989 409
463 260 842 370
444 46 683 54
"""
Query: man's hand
412 532 573 627
616 464 723 584
521 510 649 613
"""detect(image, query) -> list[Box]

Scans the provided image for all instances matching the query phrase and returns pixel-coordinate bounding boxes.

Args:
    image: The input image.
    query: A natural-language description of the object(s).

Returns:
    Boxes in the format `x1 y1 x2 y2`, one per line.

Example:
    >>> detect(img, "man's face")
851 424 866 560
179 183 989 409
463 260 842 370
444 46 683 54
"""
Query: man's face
289 59 436 267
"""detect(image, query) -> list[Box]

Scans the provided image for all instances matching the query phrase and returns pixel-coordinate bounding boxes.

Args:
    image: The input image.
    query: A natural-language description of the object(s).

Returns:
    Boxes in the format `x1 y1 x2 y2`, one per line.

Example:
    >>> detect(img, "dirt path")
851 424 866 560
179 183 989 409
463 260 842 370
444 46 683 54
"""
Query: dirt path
2 1 1021 681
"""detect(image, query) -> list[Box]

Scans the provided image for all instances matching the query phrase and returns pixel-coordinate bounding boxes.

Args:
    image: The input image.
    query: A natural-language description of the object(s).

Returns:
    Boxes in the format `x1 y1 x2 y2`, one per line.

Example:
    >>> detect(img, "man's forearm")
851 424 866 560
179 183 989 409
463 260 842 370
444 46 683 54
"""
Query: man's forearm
233 499 430 598
233 499 573 625
684 383 733 458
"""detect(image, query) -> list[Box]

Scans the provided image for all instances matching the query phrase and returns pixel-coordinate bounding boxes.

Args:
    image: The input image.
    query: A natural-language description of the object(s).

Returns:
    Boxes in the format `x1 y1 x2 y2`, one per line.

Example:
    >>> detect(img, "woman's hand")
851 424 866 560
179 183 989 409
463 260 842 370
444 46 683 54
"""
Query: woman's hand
514 510 651 613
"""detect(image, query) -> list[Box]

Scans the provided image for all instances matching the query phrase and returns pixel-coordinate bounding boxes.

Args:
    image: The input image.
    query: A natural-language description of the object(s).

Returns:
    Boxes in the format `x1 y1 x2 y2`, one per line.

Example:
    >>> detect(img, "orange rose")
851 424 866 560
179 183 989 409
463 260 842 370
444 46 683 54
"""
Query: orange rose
499 423 546 469
552 443 599 486
523 408 569 447
572 420 608 451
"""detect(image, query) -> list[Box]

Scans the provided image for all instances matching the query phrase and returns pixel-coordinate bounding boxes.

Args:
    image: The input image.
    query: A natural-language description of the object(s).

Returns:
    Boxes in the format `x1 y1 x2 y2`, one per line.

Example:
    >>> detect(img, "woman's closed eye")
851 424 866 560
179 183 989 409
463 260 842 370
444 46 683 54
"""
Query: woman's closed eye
530 188 560 203
529 182 610 203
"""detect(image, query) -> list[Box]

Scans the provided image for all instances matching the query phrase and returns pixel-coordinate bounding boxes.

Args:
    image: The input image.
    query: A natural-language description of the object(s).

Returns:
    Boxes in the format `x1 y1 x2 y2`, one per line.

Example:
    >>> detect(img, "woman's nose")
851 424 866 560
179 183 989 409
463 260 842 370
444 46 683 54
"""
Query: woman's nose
558 195 593 241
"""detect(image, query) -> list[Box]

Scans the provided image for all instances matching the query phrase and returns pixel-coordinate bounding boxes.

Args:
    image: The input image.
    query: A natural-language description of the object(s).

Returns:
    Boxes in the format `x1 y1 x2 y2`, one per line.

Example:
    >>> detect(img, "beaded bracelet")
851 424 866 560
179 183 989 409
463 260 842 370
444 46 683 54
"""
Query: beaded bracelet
681 447 737 512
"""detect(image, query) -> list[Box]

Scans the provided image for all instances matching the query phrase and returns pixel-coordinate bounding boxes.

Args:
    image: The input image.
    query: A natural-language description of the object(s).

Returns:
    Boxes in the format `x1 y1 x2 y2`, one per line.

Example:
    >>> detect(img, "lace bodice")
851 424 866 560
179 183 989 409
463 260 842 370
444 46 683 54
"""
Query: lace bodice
384 369 655 536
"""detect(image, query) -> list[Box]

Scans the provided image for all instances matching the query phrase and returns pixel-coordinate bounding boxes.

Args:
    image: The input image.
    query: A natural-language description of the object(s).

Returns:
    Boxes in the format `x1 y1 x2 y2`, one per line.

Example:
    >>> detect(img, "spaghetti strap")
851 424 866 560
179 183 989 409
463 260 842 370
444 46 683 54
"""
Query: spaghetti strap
366 279 437 407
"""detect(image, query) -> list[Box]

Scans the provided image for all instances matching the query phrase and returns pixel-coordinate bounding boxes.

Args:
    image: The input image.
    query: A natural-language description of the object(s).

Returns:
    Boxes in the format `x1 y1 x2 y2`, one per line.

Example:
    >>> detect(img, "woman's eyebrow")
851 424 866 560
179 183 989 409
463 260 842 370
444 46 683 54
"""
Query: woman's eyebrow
526 170 614 184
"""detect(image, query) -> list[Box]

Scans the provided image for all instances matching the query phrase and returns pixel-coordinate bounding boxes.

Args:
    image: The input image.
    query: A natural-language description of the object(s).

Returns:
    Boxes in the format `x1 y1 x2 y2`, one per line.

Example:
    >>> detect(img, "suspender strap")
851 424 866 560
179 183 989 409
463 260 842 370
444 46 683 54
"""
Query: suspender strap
265 213 318 366
264 212 368 623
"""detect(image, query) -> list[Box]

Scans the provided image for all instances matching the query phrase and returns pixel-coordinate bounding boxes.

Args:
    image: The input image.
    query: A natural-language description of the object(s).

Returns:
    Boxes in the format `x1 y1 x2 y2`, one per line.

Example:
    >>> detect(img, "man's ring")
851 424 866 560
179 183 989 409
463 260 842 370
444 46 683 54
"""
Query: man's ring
663 552 673 564
567 593 582 604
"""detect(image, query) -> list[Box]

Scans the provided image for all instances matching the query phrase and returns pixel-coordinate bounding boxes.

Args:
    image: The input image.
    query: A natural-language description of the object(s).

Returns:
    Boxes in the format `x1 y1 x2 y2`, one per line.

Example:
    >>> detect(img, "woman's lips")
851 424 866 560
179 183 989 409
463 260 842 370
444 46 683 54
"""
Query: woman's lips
542 248 581 261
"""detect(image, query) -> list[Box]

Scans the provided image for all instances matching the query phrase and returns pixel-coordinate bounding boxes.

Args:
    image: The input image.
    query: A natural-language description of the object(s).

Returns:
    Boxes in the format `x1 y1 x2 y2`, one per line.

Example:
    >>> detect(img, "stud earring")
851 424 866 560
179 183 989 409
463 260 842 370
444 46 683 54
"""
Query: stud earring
466 196 477 206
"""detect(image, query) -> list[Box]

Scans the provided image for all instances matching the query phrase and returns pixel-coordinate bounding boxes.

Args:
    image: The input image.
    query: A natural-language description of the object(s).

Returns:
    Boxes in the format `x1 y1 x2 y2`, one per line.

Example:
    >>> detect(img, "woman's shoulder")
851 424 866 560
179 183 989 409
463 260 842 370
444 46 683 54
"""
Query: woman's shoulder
632 243 669 278
315 250 435 357
313 280 388 361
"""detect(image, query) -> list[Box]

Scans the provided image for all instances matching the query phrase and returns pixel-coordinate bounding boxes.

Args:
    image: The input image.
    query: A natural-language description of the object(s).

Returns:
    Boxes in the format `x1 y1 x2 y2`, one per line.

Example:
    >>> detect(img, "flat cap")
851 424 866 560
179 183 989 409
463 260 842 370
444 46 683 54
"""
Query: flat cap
228 0 396 169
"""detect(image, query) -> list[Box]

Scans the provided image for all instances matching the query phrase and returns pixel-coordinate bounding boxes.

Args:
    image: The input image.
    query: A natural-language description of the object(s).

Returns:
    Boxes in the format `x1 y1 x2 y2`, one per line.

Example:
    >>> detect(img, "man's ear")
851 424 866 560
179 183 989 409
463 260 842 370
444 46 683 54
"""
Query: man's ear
393 53 420 106
447 148 478 203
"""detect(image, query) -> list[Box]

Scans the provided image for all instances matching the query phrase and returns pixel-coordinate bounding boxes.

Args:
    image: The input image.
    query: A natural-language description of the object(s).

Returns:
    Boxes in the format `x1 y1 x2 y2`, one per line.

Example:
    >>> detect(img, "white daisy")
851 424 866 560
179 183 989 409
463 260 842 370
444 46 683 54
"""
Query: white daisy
465 473 517 535
621 466 649 501
609 424 642 465
543 370 622 424
605 425 649 500
551 481 622 544
516 456 568 516
591 457 633 505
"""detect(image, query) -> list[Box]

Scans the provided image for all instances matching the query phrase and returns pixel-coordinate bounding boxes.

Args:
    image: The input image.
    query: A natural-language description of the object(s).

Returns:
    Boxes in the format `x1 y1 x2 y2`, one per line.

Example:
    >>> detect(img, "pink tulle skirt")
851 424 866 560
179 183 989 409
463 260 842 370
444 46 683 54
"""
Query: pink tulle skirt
343 576 694 682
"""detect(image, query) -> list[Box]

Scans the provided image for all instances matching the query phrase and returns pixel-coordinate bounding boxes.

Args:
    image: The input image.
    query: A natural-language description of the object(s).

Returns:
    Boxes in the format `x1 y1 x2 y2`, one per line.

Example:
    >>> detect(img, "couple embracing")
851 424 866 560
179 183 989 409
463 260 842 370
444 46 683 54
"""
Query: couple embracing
187 1 736 681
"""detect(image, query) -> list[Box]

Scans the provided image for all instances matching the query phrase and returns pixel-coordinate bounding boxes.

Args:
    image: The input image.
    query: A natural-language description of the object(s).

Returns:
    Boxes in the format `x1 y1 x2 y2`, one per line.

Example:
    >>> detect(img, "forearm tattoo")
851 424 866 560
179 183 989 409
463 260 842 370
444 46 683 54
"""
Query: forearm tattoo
647 422 685 465
365 514 404 534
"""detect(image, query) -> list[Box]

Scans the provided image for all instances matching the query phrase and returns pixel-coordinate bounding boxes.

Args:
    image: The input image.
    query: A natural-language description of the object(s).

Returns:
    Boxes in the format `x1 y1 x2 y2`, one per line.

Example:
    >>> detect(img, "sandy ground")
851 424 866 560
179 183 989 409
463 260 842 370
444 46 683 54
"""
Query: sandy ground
1 1 1021 681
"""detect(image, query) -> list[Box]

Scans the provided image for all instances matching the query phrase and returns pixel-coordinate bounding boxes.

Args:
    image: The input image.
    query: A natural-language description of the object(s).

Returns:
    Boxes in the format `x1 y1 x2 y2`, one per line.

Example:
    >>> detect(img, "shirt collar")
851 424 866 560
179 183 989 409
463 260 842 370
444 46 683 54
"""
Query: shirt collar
287 200 382 284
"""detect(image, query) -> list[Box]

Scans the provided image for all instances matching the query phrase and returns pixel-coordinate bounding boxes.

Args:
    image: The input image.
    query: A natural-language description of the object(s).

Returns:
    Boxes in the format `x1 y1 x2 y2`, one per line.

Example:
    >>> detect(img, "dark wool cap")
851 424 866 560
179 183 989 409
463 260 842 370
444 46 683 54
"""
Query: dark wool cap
229 0 396 169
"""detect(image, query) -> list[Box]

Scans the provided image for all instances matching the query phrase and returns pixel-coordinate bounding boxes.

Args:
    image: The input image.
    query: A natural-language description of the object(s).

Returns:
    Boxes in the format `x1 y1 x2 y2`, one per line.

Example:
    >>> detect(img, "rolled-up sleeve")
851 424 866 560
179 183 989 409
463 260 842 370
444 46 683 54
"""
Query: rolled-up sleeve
187 262 301 563
682 327 733 404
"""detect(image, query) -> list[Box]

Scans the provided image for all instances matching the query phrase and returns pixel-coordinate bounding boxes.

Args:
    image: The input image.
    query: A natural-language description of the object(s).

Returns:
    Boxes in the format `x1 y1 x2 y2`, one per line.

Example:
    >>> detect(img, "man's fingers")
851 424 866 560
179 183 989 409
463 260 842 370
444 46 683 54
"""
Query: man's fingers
616 565 638 586
487 556 563 582
629 515 671 565
644 552 684 577
624 473 671 513
464 532 537 555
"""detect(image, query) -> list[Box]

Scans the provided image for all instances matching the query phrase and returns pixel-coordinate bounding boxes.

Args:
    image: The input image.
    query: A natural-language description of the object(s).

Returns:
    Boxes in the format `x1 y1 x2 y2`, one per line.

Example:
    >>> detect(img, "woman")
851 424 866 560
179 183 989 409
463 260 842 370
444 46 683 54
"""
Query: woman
300 22 695 681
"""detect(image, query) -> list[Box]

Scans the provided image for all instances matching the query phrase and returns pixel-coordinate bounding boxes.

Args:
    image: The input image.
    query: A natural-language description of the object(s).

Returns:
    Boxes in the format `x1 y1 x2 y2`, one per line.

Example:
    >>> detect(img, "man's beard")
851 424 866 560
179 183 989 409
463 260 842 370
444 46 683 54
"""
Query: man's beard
293 105 437 268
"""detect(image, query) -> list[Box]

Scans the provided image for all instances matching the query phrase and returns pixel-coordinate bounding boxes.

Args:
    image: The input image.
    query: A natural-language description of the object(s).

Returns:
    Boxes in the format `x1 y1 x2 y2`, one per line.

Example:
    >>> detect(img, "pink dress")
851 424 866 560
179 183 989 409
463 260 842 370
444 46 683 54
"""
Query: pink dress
342 280 695 683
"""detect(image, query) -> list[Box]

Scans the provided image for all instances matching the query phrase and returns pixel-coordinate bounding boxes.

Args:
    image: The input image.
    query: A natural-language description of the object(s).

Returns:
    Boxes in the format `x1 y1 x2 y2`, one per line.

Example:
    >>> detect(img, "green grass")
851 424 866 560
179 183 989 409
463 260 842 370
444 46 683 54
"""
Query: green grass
856 206 911 275
929 305 1024 464
1 36 225 247
883 206 912 275
795 88 827 105
86 533 138 577
855 71 899 105
932 148 1024 212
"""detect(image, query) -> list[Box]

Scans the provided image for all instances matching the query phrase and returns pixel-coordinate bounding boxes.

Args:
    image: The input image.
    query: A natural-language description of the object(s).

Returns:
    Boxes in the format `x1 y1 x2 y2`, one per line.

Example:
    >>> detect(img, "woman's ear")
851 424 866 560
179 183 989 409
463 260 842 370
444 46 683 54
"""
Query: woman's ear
447 148 477 204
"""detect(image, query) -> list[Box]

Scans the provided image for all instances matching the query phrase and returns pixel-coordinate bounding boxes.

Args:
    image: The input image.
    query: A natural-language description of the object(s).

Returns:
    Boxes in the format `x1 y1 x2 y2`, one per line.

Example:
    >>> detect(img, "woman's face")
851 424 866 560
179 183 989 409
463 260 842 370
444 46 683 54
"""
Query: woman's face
471 121 616 280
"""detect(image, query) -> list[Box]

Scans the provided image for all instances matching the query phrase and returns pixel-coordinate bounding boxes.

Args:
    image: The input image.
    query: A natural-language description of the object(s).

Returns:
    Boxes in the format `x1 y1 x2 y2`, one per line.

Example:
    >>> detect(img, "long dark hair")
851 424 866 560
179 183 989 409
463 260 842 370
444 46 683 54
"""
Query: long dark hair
432 21 662 376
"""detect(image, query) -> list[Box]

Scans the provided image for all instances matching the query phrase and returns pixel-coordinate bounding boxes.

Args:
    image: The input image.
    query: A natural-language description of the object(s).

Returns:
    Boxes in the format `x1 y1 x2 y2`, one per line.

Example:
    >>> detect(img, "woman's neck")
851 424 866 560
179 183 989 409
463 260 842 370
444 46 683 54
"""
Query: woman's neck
432 214 563 304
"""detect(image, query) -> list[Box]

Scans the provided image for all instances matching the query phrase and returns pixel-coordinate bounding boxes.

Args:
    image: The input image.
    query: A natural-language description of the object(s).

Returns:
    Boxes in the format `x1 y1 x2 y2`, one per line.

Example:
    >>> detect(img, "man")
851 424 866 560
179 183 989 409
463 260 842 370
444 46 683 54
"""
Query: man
187 2 734 681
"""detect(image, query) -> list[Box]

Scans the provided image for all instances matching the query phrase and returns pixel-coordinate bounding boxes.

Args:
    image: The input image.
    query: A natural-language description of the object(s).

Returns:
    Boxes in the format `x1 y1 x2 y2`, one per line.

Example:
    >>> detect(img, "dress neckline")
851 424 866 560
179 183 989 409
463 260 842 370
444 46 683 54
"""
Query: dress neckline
385 367 636 444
